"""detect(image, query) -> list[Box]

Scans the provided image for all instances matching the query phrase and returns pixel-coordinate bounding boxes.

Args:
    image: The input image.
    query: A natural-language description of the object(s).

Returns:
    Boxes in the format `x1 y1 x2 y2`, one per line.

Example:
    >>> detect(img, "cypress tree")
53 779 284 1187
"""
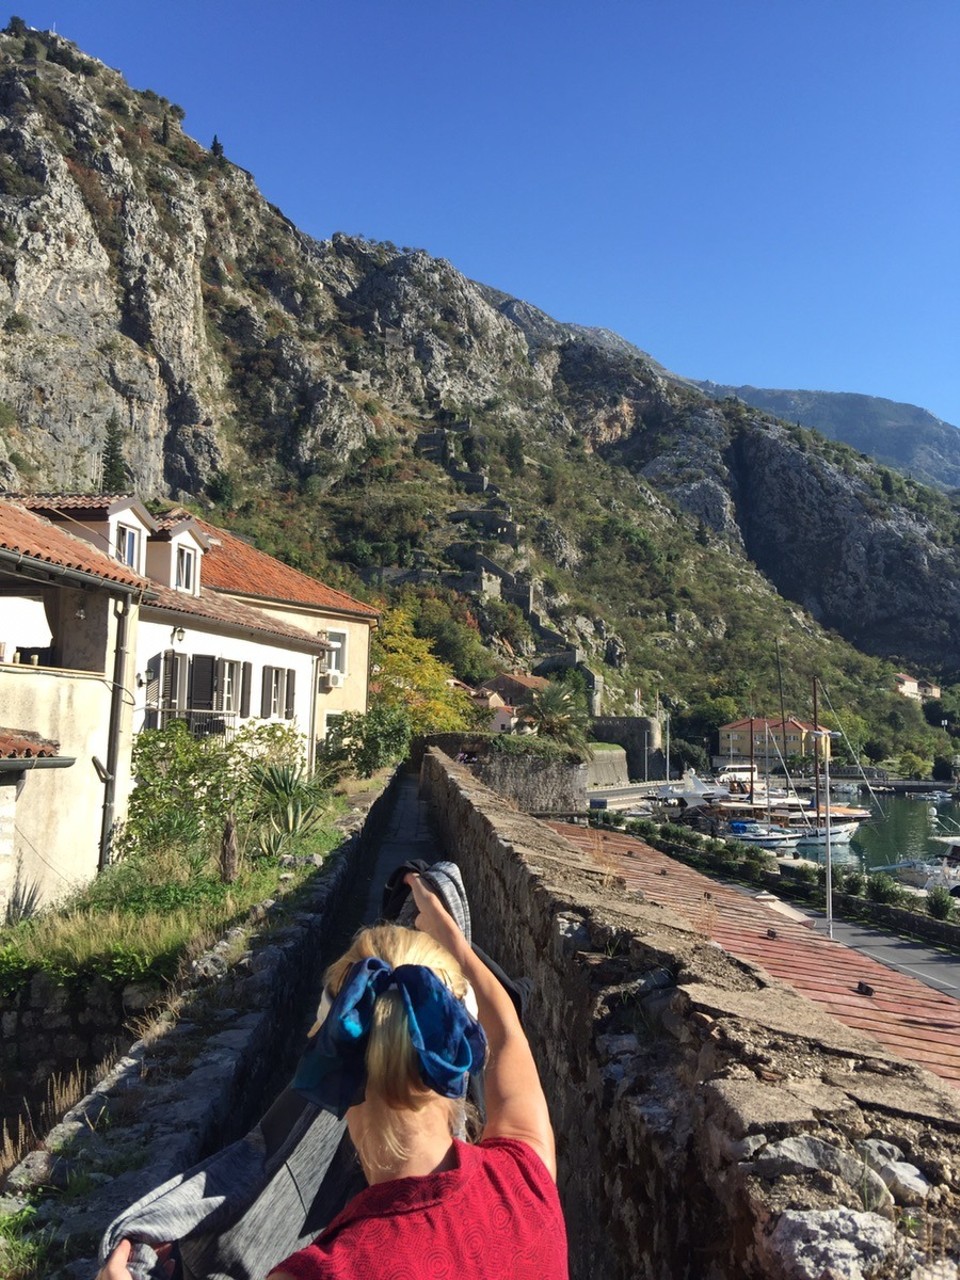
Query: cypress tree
101 410 127 493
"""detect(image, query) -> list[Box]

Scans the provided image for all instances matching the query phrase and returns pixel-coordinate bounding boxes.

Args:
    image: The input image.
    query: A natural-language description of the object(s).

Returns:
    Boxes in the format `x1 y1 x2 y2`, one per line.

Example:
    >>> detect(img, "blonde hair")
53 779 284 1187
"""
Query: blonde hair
321 924 474 1168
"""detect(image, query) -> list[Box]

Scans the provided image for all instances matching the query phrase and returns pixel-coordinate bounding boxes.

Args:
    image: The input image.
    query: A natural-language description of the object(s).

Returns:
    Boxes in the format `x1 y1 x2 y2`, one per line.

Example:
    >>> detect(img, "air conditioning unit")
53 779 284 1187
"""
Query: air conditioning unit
321 669 345 690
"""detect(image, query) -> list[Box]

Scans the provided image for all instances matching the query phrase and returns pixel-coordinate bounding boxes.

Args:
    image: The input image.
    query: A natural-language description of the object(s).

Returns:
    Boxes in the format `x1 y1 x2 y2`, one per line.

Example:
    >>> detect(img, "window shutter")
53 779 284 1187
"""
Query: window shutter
190 655 216 711
285 669 296 720
261 666 273 718
146 655 161 729
174 654 190 712
240 662 252 718
214 659 225 712
161 649 175 709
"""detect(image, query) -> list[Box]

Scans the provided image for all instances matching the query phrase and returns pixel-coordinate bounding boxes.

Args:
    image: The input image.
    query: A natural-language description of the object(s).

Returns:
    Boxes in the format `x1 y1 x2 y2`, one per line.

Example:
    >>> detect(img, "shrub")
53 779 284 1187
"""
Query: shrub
3 311 30 334
841 869 864 896
927 885 954 921
866 873 901 904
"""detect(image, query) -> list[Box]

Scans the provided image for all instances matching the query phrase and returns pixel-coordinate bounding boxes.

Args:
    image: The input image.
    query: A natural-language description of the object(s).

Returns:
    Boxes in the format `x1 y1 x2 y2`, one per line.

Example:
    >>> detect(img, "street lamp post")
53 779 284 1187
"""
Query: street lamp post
811 729 840 940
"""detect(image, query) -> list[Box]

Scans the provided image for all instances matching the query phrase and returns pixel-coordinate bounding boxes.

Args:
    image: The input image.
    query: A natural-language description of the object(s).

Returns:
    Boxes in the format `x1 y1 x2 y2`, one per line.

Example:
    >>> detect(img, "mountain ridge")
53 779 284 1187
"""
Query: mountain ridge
1 22 959 745
695 381 960 490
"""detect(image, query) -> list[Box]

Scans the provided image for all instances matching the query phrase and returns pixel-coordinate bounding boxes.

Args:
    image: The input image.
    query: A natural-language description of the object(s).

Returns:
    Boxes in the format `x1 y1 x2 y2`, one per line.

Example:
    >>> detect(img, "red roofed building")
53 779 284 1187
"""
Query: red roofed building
0 494 377 912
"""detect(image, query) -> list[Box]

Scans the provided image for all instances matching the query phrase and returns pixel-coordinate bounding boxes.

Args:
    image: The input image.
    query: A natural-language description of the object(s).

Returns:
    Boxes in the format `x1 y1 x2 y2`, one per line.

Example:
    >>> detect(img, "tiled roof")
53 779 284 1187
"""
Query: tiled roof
0 501 147 589
551 823 960 1087
10 493 158 529
12 493 129 510
143 582 333 652
721 716 816 731
190 516 379 620
482 673 550 692
0 728 59 758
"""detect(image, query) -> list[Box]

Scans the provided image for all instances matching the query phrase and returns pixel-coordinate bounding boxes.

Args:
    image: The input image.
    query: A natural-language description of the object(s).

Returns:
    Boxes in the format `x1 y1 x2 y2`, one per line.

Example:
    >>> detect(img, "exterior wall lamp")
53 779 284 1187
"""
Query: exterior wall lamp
172 625 186 643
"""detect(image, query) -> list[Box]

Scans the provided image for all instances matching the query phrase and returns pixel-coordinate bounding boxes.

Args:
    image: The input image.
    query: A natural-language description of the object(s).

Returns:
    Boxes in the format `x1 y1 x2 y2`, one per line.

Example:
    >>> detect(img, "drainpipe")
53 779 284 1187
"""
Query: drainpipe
307 653 319 776
99 592 133 870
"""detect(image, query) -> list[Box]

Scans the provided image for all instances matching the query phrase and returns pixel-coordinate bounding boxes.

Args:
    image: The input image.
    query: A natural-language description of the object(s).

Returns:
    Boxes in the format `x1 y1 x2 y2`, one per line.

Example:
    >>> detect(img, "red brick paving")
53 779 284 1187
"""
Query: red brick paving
549 823 960 1087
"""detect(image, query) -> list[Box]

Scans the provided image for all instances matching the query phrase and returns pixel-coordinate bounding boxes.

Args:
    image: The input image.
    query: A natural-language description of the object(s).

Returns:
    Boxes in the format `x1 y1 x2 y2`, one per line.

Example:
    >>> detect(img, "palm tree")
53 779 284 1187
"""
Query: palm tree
517 681 591 751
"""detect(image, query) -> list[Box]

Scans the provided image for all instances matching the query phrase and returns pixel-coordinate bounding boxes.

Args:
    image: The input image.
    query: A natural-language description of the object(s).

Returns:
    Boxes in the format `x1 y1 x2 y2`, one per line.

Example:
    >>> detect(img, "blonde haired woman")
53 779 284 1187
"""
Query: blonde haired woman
267 873 567 1280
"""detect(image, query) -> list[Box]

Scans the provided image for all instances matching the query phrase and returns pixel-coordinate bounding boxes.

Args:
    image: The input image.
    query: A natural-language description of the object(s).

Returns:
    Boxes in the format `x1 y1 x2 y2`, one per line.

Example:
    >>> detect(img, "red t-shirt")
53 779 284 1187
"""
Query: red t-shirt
274 1137 568 1280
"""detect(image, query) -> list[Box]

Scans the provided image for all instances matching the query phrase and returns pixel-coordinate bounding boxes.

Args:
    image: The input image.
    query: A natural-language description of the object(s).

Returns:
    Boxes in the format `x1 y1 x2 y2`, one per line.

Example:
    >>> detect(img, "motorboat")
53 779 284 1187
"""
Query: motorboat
726 820 801 850
874 834 960 892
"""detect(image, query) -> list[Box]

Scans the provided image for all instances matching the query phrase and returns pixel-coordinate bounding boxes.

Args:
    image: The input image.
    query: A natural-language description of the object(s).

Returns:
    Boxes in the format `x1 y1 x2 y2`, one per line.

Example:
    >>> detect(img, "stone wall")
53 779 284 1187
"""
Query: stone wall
0 781 399 1276
592 714 663 781
420 733 588 812
419 748 960 1280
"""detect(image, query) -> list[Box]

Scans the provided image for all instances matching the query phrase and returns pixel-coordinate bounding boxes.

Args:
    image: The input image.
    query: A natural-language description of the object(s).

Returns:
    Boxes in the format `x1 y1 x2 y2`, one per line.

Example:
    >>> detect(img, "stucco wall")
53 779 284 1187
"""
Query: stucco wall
1 665 114 907
419 748 960 1280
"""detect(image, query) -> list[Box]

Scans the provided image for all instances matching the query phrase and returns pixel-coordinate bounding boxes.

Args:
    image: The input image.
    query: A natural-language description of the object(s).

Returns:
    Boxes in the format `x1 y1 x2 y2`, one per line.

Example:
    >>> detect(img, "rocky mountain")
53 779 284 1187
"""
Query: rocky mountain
1 22 960 720
696 382 960 492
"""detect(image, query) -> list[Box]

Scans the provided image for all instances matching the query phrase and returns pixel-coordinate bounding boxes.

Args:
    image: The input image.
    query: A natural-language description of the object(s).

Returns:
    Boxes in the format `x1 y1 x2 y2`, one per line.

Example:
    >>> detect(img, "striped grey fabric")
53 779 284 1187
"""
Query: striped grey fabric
99 863 474 1280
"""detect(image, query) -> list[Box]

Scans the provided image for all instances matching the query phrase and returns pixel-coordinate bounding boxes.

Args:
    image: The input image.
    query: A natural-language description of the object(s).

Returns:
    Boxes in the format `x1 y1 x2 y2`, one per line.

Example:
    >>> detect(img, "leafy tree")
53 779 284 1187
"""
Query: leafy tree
517 680 590 752
373 607 475 736
504 429 525 475
897 750 928 780
319 703 413 778
101 409 126 492
6 15 27 36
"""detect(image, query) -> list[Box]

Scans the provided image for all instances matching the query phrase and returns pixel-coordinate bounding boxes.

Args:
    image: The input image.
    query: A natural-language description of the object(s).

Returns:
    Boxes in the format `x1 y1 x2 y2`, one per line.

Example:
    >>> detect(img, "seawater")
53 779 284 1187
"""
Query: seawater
837 794 960 872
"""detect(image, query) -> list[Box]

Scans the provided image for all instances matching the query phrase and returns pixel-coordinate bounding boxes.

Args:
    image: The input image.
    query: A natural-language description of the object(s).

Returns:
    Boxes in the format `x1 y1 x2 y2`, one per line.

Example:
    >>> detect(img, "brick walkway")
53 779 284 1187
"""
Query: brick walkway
550 823 960 1087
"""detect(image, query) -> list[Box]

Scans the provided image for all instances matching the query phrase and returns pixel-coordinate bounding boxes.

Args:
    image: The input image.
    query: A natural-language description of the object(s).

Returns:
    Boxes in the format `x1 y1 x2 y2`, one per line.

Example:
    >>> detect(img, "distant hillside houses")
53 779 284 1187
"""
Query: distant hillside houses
0 495 377 912
895 672 941 701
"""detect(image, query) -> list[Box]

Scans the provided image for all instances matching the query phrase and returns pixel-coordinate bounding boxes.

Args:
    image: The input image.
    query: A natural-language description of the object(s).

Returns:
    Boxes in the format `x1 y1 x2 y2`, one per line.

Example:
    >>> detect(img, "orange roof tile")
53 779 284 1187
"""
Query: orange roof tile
481 672 550 692
10 493 158 530
0 728 59 758
143 582 332 651
550 823 960 1088
191 517 379 620
0 501 147 590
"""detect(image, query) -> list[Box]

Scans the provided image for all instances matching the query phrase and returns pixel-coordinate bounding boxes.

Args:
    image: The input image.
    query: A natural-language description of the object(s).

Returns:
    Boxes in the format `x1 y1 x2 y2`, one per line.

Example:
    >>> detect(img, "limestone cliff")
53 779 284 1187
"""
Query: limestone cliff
2 24 960 683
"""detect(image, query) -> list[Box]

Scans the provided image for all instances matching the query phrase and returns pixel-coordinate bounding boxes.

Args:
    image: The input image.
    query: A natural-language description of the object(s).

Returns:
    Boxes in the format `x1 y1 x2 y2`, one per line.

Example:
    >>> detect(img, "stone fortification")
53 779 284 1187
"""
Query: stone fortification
419 748 960 1280
6 759 960 1279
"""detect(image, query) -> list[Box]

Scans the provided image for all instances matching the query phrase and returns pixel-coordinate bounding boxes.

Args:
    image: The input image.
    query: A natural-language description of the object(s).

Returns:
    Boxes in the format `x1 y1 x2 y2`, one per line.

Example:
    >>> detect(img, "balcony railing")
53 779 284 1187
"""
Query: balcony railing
153 708 239 739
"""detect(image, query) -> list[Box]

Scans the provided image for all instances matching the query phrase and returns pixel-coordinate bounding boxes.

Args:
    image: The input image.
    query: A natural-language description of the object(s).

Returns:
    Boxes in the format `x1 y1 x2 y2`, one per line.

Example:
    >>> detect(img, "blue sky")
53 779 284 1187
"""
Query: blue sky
10 1 960 423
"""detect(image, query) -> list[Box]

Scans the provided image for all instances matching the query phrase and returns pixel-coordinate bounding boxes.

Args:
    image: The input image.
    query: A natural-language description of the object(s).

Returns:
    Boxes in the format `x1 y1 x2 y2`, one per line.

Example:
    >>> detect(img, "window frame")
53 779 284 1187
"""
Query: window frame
176 545 196 592
116 523 140 570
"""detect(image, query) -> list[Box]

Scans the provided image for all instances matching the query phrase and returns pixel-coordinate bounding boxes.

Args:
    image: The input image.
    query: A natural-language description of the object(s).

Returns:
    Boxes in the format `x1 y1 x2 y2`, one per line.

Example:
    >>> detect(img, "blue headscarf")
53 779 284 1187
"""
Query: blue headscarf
292 956 487 1118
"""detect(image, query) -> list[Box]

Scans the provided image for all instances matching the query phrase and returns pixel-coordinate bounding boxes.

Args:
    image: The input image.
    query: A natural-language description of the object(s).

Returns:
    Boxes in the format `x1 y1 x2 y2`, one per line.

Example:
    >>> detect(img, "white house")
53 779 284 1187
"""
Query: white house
0 499 145 910
0 494 375 912
187 513 379 744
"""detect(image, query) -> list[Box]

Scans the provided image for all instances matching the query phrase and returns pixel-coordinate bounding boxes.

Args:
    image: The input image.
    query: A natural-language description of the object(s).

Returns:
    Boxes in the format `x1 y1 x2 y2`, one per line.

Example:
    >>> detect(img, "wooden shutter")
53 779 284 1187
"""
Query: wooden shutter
174 654 190 712
284 669 296 720
214 659 225 712
161 649 175 710
190 655 216 711
261 666 273 718
145 655 161 729
240 662 252 718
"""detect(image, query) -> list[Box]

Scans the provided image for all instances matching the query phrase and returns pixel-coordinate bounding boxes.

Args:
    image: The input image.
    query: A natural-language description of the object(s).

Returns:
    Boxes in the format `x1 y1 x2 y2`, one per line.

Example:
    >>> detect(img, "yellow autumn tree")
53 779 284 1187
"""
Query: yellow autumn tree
373 606 477 736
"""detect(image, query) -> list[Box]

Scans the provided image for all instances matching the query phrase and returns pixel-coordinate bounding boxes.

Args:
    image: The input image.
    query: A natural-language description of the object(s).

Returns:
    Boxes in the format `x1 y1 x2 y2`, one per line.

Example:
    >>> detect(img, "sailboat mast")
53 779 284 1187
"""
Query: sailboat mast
812 678 821 823
776 638 789 774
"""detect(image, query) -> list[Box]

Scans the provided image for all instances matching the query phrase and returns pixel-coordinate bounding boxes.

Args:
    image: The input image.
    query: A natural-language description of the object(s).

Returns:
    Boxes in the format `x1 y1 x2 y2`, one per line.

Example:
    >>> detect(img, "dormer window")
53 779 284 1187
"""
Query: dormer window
117 524 140 569
176 545 196 592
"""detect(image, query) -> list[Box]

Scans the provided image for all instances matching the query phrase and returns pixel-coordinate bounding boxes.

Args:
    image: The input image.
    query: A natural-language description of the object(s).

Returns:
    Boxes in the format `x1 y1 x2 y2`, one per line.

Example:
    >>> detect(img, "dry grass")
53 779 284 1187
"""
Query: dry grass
1 1048 118 1183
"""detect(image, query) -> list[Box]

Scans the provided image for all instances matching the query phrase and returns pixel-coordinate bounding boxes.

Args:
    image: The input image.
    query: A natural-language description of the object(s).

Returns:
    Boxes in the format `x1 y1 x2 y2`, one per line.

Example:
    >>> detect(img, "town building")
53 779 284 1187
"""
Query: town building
0 495 376 912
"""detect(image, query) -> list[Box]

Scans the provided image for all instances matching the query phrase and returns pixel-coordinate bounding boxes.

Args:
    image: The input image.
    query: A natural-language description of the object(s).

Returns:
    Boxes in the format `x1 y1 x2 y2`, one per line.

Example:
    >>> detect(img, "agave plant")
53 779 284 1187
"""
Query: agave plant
249 762 328 839
5 865 43 925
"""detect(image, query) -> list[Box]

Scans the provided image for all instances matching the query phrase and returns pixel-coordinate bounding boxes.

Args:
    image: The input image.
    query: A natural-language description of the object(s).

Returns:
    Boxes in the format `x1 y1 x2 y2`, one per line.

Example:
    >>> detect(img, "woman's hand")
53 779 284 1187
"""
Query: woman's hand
96 1240 133 1280
96 1240 176 1280
405 874 466 958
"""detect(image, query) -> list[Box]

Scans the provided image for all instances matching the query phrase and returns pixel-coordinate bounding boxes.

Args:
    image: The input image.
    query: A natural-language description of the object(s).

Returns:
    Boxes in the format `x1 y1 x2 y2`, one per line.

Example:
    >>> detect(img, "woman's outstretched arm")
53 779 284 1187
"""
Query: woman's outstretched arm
407 874 556 1179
